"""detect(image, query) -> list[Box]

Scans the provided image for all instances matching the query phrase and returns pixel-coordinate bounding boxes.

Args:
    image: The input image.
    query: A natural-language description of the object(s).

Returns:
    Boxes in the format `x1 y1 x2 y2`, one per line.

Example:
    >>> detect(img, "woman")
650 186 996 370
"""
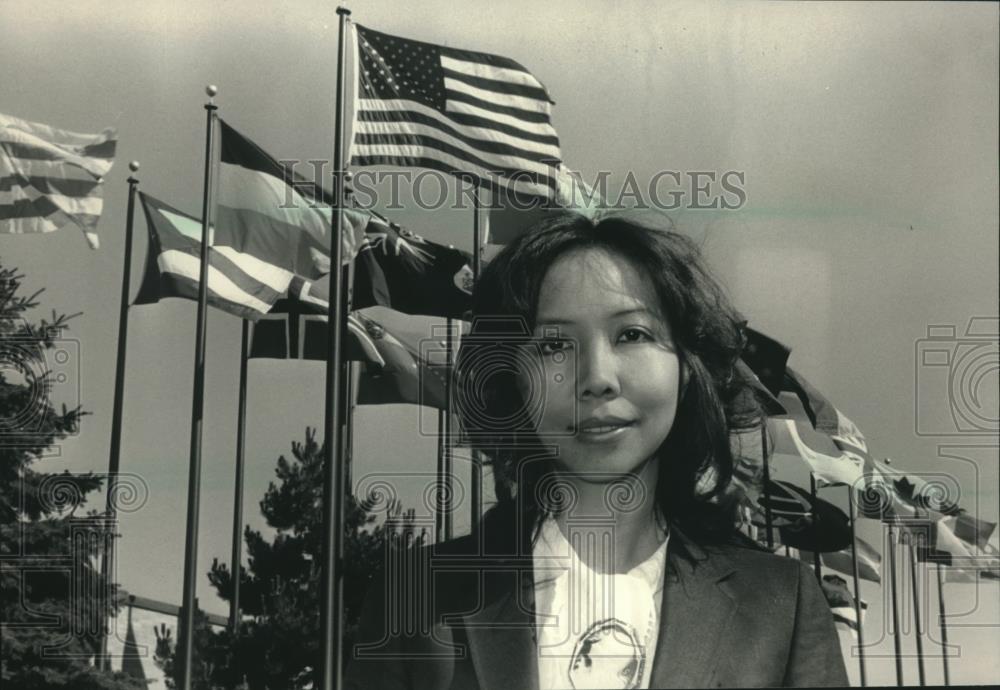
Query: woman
345 212 848 689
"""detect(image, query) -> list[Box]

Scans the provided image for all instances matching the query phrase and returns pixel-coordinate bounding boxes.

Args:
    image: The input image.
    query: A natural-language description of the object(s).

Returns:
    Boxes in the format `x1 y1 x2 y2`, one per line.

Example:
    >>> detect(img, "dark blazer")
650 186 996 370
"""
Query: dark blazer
345 512 848 689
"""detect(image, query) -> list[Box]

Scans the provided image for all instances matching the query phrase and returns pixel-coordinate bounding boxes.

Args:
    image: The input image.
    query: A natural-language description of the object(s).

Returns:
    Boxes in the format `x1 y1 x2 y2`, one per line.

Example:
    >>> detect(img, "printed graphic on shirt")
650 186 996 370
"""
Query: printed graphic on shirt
568 617 645 689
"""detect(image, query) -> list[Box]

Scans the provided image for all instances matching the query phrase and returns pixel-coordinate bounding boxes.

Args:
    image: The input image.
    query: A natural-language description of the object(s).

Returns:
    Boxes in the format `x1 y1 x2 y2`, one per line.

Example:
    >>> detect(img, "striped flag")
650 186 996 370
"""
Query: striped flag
486 163 605 245
133 192 292 320
820 574 868 638
769 417 865 488
218 119 366 273
350 24 562 200
0 112 116 249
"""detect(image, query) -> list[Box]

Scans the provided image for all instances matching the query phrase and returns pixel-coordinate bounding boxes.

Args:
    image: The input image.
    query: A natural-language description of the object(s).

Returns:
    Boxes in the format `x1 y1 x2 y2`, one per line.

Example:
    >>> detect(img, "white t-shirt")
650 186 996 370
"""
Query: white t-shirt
532 516 670 690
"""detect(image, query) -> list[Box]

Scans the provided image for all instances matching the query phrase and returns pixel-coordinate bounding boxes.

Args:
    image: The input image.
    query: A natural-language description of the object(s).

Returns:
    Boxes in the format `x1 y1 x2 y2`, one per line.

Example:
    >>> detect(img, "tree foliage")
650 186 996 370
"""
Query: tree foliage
0 261 145 689
155 427 424 689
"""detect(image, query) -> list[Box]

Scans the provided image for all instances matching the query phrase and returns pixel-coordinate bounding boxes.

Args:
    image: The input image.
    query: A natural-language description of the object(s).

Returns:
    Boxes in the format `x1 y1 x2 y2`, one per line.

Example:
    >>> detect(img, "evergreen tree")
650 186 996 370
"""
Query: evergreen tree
0 261 145 689
154 427 424 689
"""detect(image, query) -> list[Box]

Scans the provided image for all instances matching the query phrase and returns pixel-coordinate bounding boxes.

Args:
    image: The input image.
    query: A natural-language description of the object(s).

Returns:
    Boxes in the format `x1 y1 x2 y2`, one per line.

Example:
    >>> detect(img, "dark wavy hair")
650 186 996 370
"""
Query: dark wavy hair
455 211 764 553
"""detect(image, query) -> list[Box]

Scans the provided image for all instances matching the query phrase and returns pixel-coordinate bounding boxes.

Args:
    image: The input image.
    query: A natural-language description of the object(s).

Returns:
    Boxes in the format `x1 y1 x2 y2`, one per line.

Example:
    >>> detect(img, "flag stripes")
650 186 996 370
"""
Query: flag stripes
350 24 561 199
133 193 292 320
1 111 116 248
218 120 366 275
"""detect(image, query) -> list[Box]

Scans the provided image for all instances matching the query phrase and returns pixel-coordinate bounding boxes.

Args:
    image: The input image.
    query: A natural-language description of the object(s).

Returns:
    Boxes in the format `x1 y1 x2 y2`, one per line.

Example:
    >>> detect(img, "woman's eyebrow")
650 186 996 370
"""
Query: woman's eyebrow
535 307 654 325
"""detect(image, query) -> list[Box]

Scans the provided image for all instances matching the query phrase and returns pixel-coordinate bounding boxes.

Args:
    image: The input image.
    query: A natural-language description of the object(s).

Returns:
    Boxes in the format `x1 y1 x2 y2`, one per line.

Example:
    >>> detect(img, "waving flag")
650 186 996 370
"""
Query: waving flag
353 213 473 319
820 574 868 639
769 417 865 488
248 303 384 366
1 111 116 248
133 192 292 320
486 163 604 244
350 24 561 199
354 314 451 409
817 538 882 584
285 213 474 320
218 120 366 273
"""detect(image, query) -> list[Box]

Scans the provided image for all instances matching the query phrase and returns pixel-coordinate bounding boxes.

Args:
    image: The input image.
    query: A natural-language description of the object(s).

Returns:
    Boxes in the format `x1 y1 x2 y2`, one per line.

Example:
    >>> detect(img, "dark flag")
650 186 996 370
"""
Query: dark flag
133 192 290 320
350 23 562 199
120 605 146 681
743 327 791 397
352 213 474 320
782 365 840 436
248 298 383 366
286 213 474 321
754 479 851 553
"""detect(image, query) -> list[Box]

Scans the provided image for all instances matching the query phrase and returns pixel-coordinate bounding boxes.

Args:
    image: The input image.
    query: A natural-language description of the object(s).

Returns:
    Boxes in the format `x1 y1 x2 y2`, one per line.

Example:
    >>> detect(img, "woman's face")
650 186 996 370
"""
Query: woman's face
516 247 683 481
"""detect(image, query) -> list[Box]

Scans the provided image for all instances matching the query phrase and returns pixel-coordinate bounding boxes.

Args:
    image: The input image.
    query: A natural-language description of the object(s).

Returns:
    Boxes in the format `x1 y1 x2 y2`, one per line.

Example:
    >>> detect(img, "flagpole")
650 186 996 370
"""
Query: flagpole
443 317 454 540
318 7 351 690
809 473 822 581
228 320 249 637
342 182 357 498
470 187 482 538
177 86 219 690
847 485 868 686
340 264 355 492
886 520 905 686
935 561 950 686
96 160 141 671
436 409 446 543
761 425 774 549
907 535 926 686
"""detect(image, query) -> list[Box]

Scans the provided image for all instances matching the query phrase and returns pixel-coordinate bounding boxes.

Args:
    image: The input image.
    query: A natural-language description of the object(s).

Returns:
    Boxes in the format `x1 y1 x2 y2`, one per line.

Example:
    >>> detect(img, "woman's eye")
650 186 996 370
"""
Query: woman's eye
620 327 653 343
539 339 571 355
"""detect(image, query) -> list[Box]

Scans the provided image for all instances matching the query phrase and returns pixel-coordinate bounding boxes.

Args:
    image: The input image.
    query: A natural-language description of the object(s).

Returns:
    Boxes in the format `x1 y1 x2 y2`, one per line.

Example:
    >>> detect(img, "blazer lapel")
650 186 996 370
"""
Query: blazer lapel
649 528 739 689
461 564 538 690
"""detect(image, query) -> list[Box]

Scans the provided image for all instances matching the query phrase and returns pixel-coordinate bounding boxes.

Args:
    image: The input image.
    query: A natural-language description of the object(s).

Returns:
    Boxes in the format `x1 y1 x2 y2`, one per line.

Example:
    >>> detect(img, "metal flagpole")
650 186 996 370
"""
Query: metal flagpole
761 425 774 549
443 317 454 540
810 473 822 581
935 561 950 686
341 181 357 499
436 410 446 543
96 160 141 671
318 7 351 690
907 535 926 686
469 186 482 538
847 485 868 686
228 320 250 636
886 520 904 686
178 86 219 690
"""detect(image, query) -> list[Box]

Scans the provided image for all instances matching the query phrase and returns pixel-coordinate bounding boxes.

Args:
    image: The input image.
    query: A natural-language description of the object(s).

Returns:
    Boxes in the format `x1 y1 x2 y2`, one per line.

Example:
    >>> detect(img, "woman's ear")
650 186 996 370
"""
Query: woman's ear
679 359 691 398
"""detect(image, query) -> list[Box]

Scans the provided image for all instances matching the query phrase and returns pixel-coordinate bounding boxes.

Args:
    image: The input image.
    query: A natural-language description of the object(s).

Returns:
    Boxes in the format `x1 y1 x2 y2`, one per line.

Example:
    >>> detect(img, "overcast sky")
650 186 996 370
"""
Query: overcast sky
2 1 998 685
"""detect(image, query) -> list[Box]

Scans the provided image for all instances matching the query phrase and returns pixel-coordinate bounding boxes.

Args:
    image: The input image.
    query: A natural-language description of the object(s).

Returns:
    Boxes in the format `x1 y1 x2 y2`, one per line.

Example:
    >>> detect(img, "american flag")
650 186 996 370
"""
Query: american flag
350 24 562 200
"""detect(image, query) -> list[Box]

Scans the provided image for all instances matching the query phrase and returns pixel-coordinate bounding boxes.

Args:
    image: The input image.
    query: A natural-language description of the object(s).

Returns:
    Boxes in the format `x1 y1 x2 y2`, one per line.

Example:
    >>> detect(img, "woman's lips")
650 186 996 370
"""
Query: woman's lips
574 421 635 442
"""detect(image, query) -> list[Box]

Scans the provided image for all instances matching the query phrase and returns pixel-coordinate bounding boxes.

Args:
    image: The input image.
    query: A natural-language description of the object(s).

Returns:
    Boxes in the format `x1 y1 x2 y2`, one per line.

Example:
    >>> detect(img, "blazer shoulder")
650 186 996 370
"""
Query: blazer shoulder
704 542 805 599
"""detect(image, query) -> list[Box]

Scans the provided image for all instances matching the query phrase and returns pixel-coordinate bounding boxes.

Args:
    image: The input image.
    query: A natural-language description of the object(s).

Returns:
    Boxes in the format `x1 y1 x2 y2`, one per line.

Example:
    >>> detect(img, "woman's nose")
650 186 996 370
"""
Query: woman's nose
577 341 620 399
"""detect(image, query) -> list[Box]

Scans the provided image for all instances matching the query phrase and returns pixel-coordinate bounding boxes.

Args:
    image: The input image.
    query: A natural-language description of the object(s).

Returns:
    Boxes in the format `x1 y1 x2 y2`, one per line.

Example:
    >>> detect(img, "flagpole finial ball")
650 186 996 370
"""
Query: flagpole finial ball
129 161 140 173
206 85 218 98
